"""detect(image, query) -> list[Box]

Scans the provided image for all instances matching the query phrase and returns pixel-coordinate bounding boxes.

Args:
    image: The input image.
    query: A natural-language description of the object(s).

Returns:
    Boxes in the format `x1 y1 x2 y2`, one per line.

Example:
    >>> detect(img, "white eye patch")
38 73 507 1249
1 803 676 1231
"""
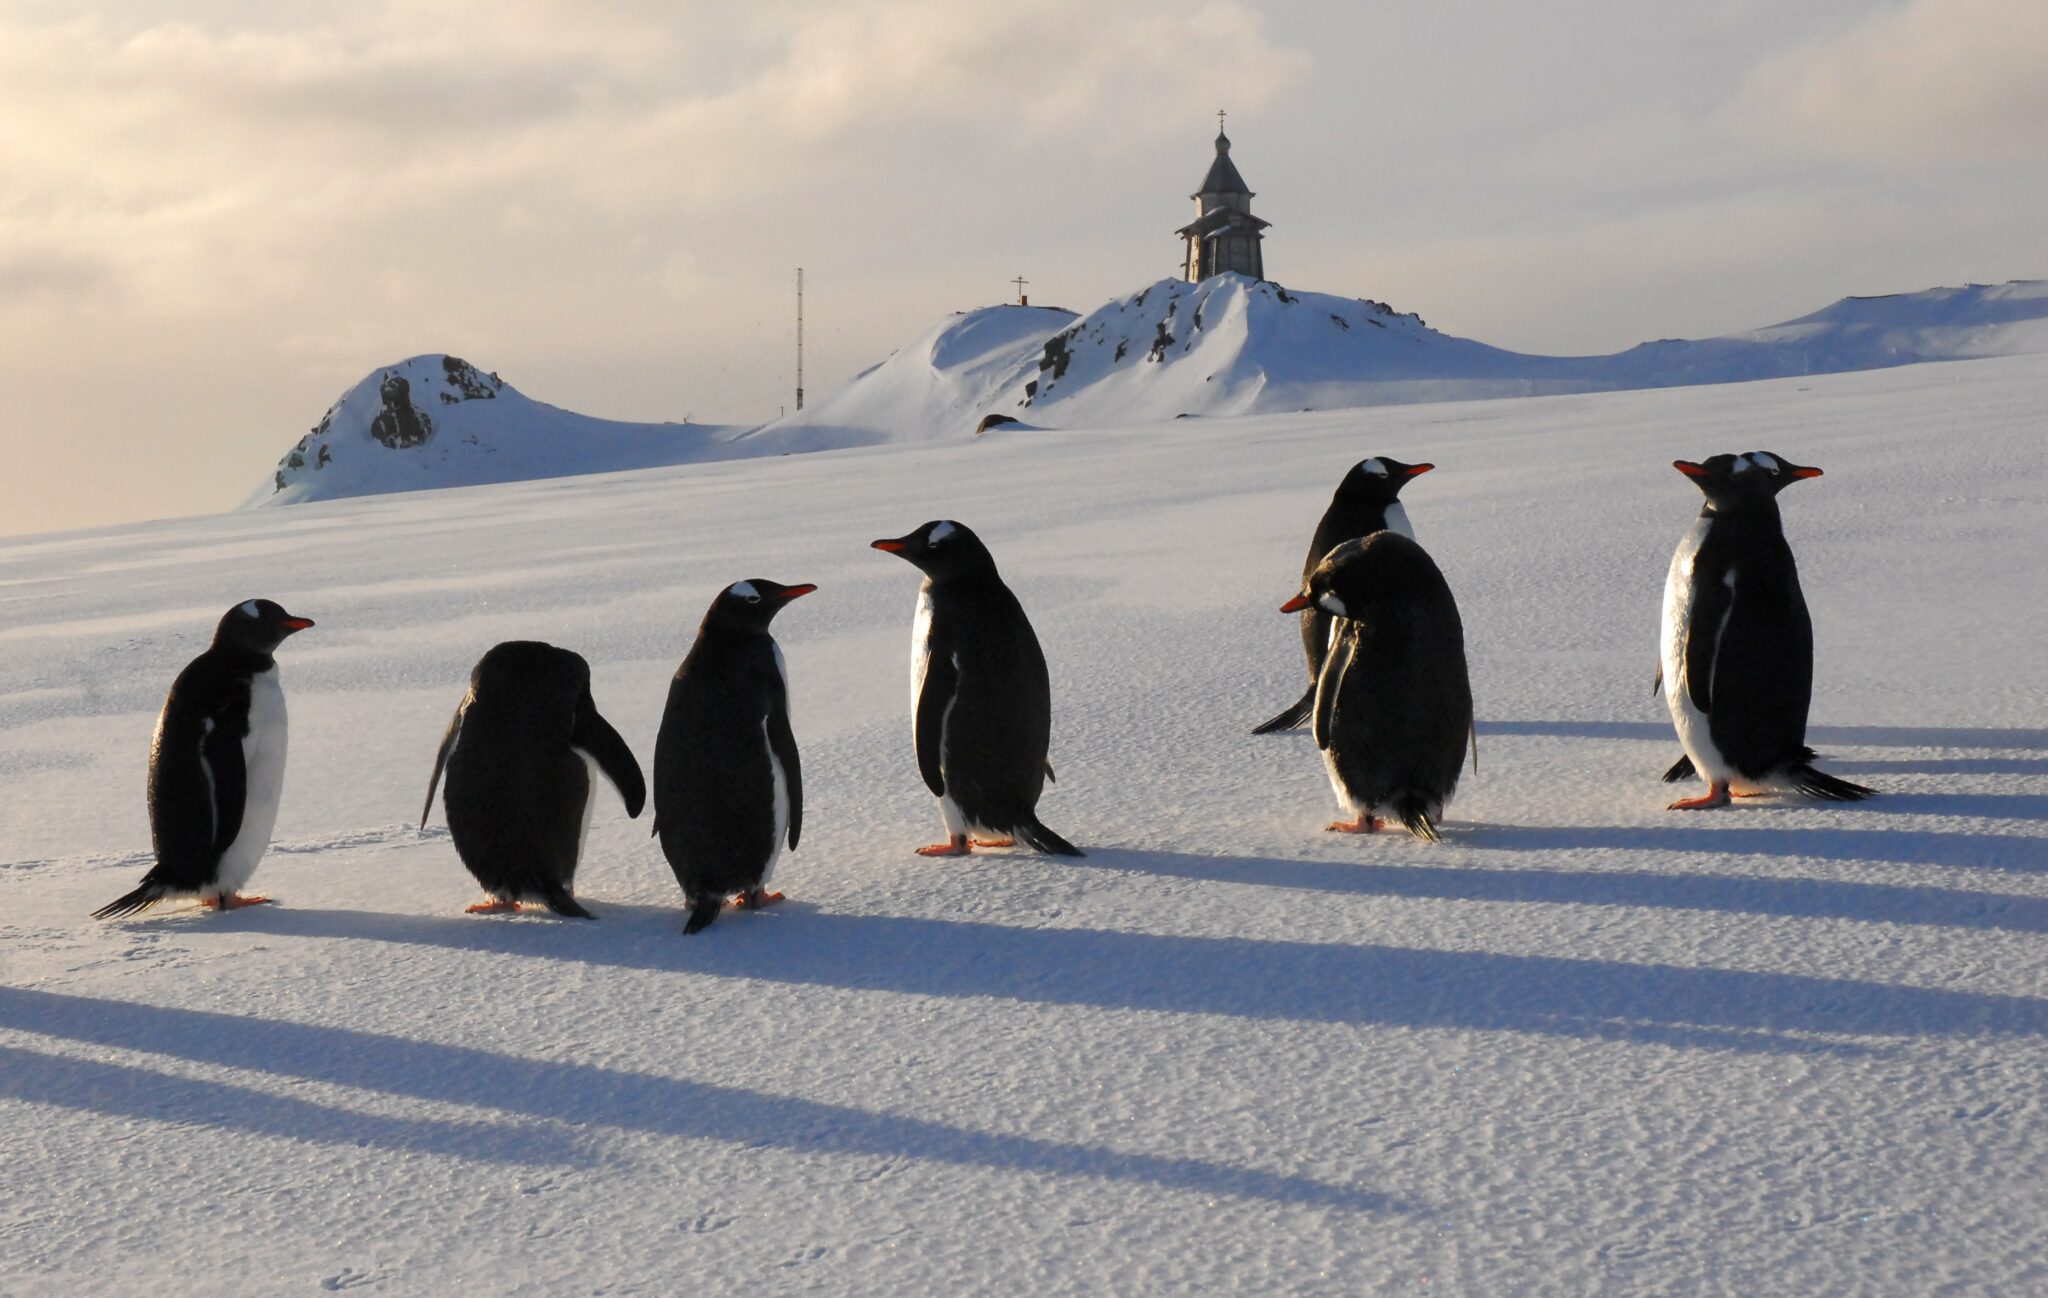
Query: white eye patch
239 600 261 617
1358 458 1389 477
1318 592 1349 617
929 521 957 544
1746 452 1782 474
730 581 761 602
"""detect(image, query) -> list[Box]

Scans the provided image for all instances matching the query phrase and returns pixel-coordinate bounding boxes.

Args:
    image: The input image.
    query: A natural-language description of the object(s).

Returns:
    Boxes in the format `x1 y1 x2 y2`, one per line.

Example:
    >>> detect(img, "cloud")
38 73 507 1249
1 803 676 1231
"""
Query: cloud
1733 0 2048 162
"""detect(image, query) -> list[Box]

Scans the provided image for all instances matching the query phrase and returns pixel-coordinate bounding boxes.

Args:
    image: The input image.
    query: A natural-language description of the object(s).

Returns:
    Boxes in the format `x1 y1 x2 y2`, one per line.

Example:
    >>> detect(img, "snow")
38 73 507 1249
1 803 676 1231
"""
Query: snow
5 351 2048 1295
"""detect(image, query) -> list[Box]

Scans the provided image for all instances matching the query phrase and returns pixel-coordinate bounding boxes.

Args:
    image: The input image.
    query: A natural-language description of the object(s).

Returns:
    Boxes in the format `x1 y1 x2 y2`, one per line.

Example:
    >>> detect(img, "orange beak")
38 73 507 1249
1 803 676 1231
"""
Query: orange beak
870 539 906 553
779 584 818 599
1405 462 1435 477
282 617 315 631
1788 465 1823 479
1673 460 1709 479
1279 595 1312 614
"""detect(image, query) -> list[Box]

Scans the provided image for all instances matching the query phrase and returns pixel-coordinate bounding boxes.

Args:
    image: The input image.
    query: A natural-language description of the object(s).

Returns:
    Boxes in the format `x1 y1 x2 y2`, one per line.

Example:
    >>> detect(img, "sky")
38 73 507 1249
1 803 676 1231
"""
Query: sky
2 0 2045 539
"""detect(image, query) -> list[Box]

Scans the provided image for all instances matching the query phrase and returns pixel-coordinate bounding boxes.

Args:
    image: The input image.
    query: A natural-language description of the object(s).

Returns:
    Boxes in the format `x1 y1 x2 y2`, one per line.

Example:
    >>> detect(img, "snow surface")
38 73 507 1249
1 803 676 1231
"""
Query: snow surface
8 352 2048 1295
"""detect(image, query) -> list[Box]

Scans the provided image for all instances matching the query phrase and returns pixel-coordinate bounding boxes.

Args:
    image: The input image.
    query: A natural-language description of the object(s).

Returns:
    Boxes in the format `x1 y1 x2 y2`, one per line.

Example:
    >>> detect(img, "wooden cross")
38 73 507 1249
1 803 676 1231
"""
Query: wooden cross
1011 276 1029 304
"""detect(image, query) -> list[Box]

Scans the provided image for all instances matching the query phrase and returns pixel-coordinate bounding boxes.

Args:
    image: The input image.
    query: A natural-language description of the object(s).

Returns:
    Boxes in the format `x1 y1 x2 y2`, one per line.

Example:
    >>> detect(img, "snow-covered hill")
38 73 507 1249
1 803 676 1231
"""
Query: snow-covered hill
6 352 2046 1296
757 276 2048 441
252 355 738 507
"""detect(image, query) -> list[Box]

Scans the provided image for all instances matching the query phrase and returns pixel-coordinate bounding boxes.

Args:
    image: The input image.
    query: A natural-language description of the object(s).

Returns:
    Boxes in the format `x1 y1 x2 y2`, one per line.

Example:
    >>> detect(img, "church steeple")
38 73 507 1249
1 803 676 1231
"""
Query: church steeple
1177 113 1269 282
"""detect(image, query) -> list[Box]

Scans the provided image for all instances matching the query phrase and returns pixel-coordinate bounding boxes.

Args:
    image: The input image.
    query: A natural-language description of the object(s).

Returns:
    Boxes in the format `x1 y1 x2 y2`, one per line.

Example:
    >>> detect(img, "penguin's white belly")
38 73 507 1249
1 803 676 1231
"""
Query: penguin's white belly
1383 500 1415 541
215 667 287 895
572 749 601 868
1662 520 1731 783
763 720 790 883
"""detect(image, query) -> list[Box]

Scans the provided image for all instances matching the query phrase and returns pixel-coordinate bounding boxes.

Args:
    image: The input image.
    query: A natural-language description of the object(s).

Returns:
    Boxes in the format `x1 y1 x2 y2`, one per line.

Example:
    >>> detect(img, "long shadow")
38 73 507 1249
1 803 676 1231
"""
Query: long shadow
1072 848 2048 935
1830 757 2048 777
0 1042 583 1167
1480 720 2048 750
1472 822 2044 872
0 987 1403 1214
226 905 2048 1053
1835 792 2048 822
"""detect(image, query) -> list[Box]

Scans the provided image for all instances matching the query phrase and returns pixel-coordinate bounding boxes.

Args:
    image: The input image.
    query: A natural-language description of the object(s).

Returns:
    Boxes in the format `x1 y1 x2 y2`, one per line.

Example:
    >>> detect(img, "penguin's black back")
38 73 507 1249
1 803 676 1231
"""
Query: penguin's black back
433 642 643 915
121 648 267 906
925 572 1053 832
1298 493 1398 678
1316 534 1473 821
1686 507 1815 779
654 627 792 903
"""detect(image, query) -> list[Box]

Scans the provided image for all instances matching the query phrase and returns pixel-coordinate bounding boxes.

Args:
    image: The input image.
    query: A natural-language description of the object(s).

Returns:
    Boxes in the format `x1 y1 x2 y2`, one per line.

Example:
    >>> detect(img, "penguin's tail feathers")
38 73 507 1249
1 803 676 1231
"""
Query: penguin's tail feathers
1662 754 1698 783
1251 687 1315 736
682 897 723 935
1393 794 1442 844
1786 762 1876 802
1018 817 1085 858
91 880 168 920
539 883 596 920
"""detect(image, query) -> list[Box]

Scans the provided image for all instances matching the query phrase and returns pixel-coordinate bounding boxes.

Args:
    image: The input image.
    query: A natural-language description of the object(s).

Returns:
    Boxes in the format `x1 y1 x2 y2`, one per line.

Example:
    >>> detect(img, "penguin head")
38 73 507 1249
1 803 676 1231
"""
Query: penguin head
468 641 590 727
1338 456 1433 502
870 520 995 581
1281 532 1436 619
1674 452 1821 509
214 599 314 654
702 579 816 633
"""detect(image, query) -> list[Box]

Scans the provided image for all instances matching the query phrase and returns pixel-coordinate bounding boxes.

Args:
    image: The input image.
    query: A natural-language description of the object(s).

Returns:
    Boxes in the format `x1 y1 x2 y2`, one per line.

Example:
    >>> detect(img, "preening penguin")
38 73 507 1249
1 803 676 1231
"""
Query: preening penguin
871 520 1082 858
420 641 645 916
1659 451 1874 809
94 599 314 918
1282 532 1473 842
652 579 814 935
1254 456 1434 735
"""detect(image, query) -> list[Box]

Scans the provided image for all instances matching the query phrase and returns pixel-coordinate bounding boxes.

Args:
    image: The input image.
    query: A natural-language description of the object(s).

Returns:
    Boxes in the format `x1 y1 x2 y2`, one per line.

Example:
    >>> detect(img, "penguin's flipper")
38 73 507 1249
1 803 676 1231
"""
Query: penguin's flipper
1044 759 1056 784
767 693 803 850
1311 634 1356 751
1786 763 1876 802
539 882 596 919
573 692 646 818
914 652 959 798
682 897 723 935
1652 663 1663 698
1682 571 1734 713
1017 817 1084 857
1662 754 1698 783
420 704 463 830
1251 686 1315 735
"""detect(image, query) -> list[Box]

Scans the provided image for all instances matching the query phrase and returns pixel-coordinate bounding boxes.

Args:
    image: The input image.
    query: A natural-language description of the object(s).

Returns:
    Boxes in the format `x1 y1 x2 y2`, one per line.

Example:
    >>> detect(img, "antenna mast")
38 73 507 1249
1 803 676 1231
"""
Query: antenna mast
795 267 805 412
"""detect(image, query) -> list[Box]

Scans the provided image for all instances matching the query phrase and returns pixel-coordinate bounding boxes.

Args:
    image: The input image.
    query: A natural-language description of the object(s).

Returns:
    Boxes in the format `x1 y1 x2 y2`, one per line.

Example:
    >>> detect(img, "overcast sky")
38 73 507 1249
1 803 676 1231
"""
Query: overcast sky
3 0 2044 538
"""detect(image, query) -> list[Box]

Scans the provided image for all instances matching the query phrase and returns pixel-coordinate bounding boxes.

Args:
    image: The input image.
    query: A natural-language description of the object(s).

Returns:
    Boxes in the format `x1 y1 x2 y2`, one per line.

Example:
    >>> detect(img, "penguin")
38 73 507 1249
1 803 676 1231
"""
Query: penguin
1282 532 1473 842
94 600 314 918
420 641 645 916
1658 451 1875 809
871 520 1082 858
653 579 814 935
1254 456 1435 734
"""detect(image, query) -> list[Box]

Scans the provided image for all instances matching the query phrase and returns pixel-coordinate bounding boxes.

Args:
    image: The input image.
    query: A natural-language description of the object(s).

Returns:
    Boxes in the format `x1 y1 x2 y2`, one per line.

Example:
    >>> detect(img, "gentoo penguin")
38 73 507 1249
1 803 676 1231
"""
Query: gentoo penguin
1282 532 1473 842
94 600 314 918
1658 451 1874 809
1254 456 1435 734
420 641 645 916
653 579 814 934
871 520 1082 858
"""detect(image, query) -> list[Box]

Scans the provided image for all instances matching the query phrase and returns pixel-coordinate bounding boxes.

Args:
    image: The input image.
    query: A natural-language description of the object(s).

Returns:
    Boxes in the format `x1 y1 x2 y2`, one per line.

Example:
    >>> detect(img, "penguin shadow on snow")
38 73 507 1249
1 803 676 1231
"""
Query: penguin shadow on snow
0 985 1406 1216
234 898 2048 1054
1072 846 2048 936
0 1040 590 1169
1483 718 2048 757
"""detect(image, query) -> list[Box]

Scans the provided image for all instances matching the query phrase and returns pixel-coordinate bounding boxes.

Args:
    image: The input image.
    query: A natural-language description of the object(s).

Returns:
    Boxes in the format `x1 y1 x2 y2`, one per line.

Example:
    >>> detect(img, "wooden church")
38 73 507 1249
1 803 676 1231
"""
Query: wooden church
1177 115 1269 282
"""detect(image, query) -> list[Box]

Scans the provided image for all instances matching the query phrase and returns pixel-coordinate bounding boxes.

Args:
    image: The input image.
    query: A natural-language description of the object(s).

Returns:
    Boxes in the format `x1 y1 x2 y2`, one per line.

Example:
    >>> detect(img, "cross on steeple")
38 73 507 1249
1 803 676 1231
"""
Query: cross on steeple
1217 108 1226 134
1011 275 1029 305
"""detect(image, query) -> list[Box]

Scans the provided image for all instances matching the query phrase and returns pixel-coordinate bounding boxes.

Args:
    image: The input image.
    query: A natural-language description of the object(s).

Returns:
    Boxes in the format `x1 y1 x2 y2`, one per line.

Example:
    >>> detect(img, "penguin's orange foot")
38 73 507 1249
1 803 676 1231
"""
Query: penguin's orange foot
205 893 273 910
1731 789 1769 798
916 835 972 857
731 890 785 910
1668 781 1732 810
1326 817 1383 834
465 899 522 914
970 837 1016 848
